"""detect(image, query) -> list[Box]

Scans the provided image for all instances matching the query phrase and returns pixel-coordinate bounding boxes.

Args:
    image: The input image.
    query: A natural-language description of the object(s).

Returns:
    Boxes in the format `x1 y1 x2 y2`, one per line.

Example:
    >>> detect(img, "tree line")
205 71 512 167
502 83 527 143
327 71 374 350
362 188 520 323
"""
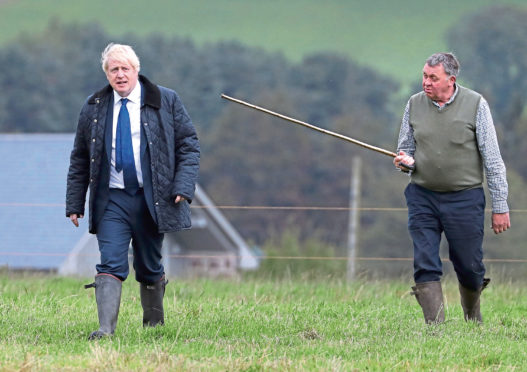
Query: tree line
1 5 526 275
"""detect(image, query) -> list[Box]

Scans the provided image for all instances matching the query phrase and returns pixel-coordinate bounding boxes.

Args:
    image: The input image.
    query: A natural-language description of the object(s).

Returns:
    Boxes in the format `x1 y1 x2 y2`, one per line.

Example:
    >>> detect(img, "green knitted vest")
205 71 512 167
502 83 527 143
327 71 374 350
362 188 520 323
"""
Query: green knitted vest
409 85 483 192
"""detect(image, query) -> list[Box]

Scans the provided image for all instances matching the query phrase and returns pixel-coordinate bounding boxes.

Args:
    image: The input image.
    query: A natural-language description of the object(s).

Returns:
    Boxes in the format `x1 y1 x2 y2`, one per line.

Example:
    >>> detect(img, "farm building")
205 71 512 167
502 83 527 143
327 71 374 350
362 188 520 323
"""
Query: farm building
0 133 258 278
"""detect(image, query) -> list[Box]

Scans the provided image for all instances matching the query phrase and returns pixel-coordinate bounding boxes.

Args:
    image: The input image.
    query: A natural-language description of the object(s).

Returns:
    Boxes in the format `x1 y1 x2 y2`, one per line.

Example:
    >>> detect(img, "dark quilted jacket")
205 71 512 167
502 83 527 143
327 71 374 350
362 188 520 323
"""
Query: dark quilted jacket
66 75 200 233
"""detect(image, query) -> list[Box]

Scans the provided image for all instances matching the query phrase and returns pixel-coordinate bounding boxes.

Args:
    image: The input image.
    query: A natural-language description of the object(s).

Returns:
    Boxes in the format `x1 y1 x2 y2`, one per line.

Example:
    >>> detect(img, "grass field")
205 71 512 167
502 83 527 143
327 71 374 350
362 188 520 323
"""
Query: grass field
0 0 526 86
1 272 527 371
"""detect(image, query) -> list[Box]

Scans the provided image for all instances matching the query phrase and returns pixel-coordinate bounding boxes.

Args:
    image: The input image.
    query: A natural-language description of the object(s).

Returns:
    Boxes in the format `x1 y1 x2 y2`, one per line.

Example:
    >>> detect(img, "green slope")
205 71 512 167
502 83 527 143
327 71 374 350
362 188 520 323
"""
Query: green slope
0 0 526 84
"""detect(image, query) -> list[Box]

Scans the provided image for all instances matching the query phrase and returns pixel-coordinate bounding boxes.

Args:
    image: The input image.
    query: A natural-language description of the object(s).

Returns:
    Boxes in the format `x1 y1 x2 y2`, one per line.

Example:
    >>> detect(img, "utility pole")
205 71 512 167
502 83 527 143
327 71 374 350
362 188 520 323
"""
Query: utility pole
347 156 362 281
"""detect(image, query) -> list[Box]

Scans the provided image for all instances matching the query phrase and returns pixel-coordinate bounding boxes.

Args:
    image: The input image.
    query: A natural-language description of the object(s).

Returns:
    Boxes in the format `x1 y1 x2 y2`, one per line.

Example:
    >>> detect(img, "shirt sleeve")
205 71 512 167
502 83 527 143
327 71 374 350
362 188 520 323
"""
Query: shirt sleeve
395 101 416 175
396 101 415 157
475 98 509 213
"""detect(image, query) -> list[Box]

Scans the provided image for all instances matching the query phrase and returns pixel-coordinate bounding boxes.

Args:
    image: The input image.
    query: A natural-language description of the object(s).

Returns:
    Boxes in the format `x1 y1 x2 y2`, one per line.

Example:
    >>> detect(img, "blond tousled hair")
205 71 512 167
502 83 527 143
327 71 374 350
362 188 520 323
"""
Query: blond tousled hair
101 43 141 73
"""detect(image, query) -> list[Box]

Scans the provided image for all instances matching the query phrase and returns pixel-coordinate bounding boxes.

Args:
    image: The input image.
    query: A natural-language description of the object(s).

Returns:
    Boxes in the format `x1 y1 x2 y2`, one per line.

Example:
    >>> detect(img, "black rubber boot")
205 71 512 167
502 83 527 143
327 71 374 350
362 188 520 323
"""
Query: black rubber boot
411 281 445 324
459 278 490 323
85 274 122 340
140 277 167 327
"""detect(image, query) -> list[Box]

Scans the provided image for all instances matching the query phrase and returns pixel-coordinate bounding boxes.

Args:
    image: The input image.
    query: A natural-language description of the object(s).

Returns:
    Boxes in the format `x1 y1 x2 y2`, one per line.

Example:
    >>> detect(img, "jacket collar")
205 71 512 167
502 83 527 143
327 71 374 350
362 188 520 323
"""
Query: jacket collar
88 75 161 109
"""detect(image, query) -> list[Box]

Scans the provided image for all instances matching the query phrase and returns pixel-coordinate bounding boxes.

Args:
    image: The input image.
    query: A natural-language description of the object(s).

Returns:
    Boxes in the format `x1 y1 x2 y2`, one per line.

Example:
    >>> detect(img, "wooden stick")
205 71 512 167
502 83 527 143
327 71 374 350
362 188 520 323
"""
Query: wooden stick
221 94 397 158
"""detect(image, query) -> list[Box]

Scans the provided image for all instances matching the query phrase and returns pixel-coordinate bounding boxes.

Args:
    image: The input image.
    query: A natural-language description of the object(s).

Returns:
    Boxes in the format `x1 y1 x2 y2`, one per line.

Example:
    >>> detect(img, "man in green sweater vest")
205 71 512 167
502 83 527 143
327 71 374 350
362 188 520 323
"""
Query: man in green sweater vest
394 53 510 324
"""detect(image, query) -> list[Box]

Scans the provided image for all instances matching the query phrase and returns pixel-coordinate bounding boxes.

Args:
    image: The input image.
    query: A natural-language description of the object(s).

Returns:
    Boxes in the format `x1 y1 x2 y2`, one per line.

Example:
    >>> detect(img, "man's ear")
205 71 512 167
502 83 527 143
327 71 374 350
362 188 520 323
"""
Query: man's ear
449 75 456 86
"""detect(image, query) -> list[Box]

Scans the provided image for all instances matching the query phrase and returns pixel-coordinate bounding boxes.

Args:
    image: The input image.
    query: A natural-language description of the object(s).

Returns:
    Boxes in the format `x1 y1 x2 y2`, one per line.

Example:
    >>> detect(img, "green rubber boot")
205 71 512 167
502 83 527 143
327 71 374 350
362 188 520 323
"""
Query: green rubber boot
411 281 445 324
85 274 122 340
140 277 168 327
459 278 490 323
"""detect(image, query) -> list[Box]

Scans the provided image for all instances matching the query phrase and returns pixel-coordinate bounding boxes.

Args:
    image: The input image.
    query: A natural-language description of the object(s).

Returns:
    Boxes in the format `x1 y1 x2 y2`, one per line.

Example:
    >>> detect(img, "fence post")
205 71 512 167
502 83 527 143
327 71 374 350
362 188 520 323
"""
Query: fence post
347 156 362 281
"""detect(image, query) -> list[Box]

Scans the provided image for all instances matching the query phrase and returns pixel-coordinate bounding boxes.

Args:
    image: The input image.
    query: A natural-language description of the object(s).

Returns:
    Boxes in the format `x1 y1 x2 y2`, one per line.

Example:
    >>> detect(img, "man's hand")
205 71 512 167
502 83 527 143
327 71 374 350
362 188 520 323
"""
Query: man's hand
394 151 415 171
69 214 84 227
492 212 510 234
174 195 186 204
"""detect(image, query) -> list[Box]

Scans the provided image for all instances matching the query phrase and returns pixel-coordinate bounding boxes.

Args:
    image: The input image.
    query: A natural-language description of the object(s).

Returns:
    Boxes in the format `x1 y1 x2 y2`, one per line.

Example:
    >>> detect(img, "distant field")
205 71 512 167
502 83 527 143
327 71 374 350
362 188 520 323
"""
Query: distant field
1 0 526 86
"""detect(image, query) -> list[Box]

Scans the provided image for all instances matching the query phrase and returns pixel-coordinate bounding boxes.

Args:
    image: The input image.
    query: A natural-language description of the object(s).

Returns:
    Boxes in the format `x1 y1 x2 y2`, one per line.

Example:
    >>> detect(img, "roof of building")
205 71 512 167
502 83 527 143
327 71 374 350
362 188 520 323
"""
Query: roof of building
0 134 80 269
0 133 257 271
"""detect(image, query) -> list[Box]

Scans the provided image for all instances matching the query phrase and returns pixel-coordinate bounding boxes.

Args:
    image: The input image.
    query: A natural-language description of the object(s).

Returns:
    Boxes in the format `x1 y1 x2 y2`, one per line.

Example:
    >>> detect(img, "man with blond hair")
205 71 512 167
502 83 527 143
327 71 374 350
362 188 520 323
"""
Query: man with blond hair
66 43 200 339
394 52 510 324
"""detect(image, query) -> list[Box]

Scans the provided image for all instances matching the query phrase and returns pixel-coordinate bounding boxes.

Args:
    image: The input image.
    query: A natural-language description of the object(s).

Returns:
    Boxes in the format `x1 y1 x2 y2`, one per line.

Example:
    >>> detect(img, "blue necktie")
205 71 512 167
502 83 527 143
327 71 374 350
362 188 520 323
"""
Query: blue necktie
115 98 139 195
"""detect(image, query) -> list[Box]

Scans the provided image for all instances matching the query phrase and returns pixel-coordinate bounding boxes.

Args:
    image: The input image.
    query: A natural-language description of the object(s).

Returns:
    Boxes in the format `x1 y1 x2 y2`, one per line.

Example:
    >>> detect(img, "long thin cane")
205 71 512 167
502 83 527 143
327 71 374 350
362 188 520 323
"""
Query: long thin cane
220 94 414 171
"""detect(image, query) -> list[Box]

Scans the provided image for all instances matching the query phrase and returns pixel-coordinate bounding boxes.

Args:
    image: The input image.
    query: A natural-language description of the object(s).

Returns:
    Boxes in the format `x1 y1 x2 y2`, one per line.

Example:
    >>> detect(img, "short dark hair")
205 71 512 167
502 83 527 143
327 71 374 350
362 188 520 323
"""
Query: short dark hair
426 53 460 77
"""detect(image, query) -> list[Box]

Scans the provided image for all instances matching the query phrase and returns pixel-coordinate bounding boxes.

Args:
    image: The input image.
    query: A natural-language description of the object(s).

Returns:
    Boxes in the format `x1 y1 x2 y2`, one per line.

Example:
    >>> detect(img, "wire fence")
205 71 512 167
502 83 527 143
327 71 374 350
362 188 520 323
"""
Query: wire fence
2 251 527 264
1 202 525 264
2 202 527 212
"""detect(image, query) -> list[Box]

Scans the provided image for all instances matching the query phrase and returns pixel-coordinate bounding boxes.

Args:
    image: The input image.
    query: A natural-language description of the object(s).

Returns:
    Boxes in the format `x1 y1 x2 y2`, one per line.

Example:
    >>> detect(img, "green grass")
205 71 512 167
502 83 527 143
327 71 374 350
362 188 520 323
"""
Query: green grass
1 0 526 86
1 272 527 371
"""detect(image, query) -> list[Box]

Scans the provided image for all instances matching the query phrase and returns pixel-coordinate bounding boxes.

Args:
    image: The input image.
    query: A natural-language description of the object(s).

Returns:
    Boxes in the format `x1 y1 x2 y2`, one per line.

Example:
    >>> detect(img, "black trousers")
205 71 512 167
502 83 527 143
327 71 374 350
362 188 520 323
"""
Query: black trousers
96 189 164 283
405 183 485 290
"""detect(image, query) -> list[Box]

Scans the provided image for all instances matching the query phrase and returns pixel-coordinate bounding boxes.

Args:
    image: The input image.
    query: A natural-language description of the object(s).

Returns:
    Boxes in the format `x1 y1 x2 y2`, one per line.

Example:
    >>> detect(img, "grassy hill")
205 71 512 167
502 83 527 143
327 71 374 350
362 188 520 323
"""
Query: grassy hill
0 0 526 86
